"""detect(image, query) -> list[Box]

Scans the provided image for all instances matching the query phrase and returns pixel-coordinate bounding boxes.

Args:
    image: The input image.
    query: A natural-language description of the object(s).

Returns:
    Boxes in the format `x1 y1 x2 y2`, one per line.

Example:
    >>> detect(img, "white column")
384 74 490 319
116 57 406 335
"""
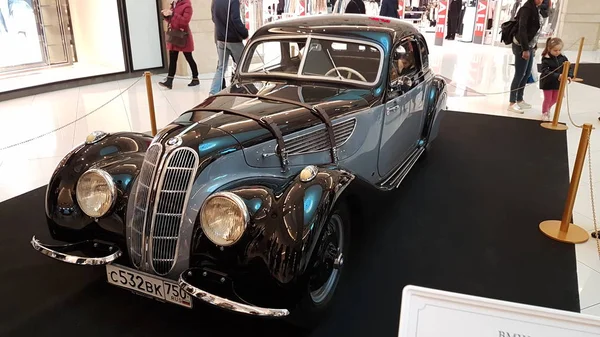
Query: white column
190 0 218 74
556 0 600 51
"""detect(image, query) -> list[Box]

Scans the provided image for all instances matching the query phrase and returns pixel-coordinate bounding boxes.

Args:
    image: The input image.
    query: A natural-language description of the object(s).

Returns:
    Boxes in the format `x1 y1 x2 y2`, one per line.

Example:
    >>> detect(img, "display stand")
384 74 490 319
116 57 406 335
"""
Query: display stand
539 123 593 244
572 37 585 83
473 0 489 44
398 0 405 17
434 0 448 46
541 61 570 131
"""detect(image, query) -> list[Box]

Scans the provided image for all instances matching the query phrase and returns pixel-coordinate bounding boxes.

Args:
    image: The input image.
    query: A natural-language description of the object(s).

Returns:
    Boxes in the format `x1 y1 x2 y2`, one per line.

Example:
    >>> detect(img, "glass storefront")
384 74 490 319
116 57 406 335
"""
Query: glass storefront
0 0 74 73
0 0 138 94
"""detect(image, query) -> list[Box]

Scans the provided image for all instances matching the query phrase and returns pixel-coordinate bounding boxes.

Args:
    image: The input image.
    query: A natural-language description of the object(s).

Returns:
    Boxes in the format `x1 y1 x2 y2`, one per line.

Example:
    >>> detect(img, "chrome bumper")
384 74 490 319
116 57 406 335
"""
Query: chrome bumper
30 235 122 266
179 268 290 317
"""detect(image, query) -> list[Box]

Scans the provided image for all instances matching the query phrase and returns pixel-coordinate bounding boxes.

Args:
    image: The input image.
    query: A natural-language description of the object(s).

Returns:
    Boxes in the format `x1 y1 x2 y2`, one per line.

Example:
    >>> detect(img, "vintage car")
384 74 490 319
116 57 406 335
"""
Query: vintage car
30 14 447 327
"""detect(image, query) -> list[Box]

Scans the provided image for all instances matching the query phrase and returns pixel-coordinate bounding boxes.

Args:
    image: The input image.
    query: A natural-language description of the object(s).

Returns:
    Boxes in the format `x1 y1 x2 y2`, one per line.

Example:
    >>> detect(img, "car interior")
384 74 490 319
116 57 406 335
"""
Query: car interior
243 38 382 84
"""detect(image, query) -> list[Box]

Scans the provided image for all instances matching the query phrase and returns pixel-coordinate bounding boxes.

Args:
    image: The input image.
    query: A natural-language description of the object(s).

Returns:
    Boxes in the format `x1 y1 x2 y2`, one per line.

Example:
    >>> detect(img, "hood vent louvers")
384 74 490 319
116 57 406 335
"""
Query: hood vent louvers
285 118 356 155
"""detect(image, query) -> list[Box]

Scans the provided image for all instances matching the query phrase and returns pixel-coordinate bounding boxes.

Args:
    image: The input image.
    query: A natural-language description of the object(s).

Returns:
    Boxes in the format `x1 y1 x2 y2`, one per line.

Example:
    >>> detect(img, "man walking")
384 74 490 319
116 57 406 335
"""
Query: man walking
210 0 249 96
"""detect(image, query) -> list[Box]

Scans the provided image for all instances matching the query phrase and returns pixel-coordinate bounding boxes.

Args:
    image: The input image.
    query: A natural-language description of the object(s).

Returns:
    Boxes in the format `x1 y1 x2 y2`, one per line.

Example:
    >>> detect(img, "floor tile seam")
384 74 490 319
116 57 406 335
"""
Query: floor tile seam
115 76 134 132
576 258 600 275
580 302 600 311
71 87 81 148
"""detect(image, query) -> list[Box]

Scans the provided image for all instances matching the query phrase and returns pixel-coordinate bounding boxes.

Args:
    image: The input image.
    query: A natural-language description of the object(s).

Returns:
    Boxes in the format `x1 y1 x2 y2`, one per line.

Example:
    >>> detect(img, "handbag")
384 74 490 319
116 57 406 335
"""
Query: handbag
166 26 188 48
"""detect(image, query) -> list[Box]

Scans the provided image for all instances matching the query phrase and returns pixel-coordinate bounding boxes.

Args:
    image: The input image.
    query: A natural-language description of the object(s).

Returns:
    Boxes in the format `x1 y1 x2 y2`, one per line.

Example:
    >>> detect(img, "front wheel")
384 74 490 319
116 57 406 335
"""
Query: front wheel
287 202 351 329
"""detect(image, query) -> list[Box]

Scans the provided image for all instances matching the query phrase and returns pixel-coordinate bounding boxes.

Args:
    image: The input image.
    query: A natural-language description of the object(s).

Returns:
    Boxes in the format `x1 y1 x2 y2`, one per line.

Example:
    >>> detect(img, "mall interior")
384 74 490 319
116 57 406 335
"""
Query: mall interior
1 0 600 335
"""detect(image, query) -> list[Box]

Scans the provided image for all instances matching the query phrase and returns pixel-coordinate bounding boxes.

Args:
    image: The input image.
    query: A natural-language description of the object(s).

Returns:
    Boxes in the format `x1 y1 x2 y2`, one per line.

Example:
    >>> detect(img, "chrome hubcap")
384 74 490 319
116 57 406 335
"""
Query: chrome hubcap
310 214 344 305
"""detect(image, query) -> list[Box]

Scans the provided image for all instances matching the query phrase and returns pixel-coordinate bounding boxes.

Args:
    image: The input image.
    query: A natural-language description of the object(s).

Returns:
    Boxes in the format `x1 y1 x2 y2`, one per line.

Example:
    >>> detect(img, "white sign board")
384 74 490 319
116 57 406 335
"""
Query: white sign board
399 286 600 337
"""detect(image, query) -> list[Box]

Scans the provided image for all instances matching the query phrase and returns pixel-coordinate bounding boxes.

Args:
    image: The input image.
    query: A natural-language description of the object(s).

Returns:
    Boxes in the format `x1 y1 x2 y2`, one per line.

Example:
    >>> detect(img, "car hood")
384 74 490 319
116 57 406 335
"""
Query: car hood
178 81 380 149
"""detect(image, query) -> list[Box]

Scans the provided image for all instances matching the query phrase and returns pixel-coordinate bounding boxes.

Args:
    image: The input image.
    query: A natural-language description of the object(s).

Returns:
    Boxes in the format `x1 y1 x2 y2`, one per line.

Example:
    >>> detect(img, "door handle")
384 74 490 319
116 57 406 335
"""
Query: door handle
386 105 399 115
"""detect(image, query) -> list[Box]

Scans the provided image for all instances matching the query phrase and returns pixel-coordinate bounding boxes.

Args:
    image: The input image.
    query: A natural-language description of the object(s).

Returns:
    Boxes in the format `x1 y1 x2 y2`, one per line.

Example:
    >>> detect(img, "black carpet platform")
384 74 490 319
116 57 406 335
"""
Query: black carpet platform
573 63 600 89
0 111 579 337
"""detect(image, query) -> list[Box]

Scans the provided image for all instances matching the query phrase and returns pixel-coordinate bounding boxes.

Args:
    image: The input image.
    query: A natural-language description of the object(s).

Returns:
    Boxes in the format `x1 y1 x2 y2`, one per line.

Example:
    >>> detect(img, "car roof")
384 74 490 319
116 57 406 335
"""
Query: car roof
252 14 422 43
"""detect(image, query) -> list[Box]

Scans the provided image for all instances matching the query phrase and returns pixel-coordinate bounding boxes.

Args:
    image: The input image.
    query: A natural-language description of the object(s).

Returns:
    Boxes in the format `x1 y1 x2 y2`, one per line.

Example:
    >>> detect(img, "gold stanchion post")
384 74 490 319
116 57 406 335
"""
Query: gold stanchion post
539 123 593 244
572 37 584 83
541 61 570 131
144 71 158 136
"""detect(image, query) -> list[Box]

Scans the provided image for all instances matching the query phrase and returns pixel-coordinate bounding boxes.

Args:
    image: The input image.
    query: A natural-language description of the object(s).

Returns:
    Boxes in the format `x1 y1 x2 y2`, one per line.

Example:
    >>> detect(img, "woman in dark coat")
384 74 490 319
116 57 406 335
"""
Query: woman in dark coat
159 0 199 89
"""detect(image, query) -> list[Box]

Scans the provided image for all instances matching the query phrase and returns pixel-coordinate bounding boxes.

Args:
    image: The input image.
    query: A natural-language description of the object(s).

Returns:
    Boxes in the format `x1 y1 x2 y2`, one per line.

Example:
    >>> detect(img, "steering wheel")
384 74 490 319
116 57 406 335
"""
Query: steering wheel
324 67 367 82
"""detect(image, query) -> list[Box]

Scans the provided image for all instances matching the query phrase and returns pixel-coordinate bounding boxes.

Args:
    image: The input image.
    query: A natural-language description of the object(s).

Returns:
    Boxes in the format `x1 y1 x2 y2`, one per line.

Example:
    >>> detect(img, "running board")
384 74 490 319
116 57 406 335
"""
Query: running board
377 147 425 190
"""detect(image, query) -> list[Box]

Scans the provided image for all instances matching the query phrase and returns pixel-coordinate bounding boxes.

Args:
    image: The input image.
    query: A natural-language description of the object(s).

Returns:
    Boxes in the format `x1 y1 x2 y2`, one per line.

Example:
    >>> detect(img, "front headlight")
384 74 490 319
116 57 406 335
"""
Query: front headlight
76 169 117 218
200 192 249 246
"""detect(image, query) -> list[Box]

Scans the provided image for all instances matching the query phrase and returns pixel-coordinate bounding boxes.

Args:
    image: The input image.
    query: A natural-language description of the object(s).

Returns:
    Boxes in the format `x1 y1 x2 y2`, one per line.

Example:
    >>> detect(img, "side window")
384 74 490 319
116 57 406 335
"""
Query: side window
389 39 420 84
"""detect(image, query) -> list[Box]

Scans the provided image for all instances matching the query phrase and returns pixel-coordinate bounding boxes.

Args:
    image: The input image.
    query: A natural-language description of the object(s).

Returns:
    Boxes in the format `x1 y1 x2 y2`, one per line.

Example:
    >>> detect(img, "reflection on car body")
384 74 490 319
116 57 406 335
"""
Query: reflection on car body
30 14 448 329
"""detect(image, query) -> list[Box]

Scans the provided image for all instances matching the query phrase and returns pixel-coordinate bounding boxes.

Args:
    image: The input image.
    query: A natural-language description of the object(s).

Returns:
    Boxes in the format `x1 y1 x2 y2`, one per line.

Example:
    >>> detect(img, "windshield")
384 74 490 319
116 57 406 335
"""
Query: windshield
239 36 383 85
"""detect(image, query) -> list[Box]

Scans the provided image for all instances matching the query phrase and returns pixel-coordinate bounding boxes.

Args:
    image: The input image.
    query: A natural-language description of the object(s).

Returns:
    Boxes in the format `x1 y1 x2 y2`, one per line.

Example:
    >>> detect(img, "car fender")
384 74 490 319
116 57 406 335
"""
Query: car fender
45 132 153 236
217 167 354 285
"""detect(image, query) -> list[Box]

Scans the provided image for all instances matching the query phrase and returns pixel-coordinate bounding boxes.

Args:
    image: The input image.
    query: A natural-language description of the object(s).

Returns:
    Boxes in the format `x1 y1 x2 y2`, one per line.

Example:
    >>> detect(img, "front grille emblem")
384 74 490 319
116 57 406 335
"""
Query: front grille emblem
167 136 182 147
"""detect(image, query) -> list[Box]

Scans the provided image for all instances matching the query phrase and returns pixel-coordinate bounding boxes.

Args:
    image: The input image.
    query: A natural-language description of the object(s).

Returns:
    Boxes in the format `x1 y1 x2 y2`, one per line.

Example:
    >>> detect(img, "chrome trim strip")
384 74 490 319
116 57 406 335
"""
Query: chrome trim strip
30 236 122 266
179 270 290 317
239 34 385 87
378 146 425 189
149 147 200 276
129 143 163 269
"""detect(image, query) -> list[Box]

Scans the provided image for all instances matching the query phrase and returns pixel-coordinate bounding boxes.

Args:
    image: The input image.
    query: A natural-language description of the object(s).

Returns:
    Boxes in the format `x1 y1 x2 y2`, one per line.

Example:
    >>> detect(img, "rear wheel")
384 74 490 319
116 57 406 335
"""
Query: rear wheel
287 202 351 329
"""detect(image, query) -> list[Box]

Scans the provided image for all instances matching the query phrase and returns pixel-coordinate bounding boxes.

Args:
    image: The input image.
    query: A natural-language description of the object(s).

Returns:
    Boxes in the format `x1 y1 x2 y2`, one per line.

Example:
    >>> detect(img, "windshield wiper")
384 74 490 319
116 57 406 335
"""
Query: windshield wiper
325 49 343 80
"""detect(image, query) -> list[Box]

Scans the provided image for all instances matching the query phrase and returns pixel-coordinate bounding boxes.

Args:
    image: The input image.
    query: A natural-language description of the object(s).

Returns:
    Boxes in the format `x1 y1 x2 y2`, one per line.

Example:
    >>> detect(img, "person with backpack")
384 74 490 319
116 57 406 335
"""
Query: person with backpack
539 37 572 121
507 0 543 114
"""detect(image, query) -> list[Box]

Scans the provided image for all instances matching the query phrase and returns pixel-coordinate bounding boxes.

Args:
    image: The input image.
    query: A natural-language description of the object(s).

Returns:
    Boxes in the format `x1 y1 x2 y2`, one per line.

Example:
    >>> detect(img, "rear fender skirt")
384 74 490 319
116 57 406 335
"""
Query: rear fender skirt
421 75 448 143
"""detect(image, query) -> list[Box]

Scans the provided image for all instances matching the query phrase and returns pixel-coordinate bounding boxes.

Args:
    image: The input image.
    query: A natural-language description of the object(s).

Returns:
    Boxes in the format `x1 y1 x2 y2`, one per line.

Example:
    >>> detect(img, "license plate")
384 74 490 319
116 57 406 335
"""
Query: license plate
106 264 192 309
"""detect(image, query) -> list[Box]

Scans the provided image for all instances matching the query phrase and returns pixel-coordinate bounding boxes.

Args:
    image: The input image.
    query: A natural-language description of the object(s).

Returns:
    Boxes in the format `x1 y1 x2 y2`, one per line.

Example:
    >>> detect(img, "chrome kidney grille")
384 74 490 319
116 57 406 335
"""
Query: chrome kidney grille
128 144 199 276
129 143 163 268
149 147 199 275
285 118 356 155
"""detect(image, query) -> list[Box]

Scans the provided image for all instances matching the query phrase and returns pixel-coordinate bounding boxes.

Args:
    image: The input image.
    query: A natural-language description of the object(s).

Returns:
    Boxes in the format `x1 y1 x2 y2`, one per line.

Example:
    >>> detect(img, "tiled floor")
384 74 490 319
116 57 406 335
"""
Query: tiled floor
1 30 600 314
